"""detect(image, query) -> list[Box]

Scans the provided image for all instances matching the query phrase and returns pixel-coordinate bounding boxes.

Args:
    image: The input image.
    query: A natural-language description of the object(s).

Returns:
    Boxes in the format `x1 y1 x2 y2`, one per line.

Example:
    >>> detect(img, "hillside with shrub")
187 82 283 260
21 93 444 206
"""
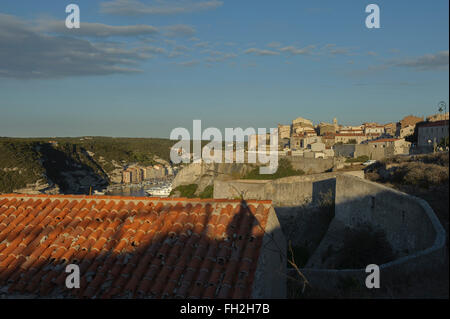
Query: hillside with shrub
365 152 449 235
0 137 176 194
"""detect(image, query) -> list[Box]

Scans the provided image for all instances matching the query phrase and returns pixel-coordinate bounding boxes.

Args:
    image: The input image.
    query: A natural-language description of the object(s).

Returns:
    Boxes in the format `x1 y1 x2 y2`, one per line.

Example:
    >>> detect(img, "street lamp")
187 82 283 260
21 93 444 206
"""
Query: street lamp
438 101 447 115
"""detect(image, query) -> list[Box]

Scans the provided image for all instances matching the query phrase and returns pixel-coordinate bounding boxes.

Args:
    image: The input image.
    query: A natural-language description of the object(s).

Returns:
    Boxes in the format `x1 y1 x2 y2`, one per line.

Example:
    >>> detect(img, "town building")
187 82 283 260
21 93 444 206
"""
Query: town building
248 133 270 151
339 125 363 134
399 115 424 128
398 125 415 138
417 120 449 147
309 141 326 152
334 133 367 144
367 138 411 155
322 134 336 148
363 124 385 135
304 150 325 159
292 116 313 128
426 112 449 122
130 167 144 184
317 122 336 136
383 122 397 136
122 169 132 184
277 124 291 140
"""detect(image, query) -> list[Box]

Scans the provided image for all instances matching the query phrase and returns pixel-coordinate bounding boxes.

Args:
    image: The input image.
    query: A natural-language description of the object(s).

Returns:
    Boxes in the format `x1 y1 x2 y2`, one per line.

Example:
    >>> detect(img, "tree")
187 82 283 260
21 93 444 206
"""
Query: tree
438 137 449 148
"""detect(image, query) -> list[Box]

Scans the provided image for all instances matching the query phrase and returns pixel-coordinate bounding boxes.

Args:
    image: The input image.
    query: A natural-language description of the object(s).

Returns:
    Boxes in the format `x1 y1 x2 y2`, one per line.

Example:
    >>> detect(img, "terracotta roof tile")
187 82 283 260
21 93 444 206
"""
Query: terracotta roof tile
0 194 271 298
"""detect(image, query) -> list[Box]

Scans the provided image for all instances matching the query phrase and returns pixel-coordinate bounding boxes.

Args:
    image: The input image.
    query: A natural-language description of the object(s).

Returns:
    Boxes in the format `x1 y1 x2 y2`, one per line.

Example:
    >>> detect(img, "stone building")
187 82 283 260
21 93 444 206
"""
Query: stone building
383 122 397 136
417 120 449 147
427 112 449 122
318 122 336 135
335 133 367 144
122 170 132 183
277 124 291 140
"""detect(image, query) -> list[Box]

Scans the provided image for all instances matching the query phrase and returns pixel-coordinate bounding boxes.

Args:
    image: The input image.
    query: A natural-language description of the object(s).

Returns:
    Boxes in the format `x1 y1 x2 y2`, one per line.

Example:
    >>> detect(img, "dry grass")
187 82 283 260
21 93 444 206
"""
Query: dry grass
392 162 448 188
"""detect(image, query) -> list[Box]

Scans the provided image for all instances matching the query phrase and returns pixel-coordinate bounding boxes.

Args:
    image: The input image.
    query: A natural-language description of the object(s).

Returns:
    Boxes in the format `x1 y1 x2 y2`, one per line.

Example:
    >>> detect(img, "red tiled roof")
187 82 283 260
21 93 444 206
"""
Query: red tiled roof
335 133 365 137
0 194 271 299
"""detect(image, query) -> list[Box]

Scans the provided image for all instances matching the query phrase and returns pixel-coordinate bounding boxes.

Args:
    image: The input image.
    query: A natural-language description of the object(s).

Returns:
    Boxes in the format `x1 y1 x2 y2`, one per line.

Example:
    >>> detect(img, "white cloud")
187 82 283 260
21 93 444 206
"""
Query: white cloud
176 60 200 67
36 20 159 37
164 24 196 37
0 13 152 79
329 47 350 55
244 48 280 56
279 45 315 55
391 51 449 71
194 41 209 48
100 0 223 16
205 52 237 62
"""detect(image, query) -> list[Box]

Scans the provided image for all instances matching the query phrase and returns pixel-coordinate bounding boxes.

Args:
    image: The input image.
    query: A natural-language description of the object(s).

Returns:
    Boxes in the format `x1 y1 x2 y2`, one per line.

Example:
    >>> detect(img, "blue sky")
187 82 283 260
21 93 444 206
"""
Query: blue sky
0 0 448 138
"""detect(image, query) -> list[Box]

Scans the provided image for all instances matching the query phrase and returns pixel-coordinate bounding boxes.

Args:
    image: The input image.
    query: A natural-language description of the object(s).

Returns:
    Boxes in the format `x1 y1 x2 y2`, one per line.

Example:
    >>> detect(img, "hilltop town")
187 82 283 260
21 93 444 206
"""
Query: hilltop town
1 112 448 197
265 112 449 160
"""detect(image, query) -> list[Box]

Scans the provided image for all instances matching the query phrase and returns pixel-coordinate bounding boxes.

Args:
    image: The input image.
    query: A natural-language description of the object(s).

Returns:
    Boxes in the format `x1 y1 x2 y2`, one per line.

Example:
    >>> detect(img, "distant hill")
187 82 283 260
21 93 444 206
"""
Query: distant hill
0 137 176 193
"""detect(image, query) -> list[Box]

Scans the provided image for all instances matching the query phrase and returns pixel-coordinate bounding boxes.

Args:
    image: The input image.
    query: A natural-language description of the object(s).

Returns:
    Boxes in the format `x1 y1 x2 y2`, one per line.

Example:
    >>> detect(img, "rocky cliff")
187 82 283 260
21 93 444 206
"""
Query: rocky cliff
171 162 255 196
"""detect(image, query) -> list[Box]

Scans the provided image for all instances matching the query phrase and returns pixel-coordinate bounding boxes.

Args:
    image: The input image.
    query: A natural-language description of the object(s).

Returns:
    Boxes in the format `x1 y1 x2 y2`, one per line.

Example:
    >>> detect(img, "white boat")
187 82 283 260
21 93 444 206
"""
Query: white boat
145 185 172 197
93 190 105 195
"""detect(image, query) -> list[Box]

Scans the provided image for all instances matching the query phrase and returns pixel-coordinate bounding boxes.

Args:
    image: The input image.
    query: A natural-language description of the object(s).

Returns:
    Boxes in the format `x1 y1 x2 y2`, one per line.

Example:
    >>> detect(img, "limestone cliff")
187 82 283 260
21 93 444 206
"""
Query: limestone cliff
172 162 255 195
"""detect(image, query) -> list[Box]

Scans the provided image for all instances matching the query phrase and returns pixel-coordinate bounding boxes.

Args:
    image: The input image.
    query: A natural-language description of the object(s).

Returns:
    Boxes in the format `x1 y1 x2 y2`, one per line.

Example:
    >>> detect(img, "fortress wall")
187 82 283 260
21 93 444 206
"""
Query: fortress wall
354 144 394 160
335 175 437 254
285 156 334 174
333 144 398 161
213 171 363 207
299 175 447 290
214 171 362 254
214 172 446 293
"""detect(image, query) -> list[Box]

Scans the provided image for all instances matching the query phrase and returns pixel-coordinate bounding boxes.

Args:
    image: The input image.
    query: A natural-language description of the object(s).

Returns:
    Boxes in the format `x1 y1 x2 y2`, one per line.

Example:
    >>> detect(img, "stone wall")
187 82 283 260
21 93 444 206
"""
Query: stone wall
300 175 447 290
333 144 404 160
334 175 437 254
213 171 364 207
215 172 446 294
333 144 357 157
285 156 334 174
172 162 254 194
252 206 287 298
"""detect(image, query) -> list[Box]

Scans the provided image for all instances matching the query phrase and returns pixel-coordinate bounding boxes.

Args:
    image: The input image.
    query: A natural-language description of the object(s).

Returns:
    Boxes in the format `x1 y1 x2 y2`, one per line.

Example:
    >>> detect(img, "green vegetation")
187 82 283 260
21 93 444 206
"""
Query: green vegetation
72 137 175 170
367 153 449 189
0 141 45 193
392 162 448 188
438 136 449 148
199 185 214 199
345 155 369 163
0 137 177 193
242 158 304 180
347 139 357 144
404 132 417 144
170 184 198 198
